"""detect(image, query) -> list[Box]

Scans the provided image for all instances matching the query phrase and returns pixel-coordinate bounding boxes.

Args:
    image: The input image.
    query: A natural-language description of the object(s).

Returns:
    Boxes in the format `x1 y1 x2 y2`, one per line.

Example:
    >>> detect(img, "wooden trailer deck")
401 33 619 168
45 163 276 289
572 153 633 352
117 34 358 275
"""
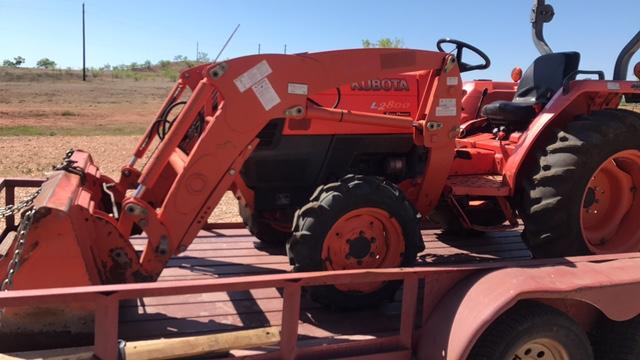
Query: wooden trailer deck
113 227 530 355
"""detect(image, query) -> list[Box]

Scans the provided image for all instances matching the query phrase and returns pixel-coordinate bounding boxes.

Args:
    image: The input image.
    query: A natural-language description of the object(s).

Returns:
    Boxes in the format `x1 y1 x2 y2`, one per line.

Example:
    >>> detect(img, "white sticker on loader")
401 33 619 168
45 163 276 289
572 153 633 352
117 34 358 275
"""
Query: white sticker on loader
607 82 621 90
252 78 281 110
234 60 272 92
436 98 457 117
447 77 459 86
288 83 309 95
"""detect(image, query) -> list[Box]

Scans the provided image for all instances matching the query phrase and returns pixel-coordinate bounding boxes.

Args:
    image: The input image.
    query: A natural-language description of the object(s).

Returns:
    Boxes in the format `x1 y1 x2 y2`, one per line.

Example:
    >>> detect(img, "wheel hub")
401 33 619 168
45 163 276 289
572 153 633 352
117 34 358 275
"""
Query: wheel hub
322 207 405 293
347 232 373 260
580 149 640 253
513 338 568 360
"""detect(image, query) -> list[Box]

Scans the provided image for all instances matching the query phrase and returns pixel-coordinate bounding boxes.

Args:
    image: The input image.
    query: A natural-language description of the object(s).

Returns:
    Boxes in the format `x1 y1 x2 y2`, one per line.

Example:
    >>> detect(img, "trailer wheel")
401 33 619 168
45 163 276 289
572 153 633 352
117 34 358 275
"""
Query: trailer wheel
520 109 640 257
287 175 421 309
239 205 291 246
594 316 640 360
469 302 593 360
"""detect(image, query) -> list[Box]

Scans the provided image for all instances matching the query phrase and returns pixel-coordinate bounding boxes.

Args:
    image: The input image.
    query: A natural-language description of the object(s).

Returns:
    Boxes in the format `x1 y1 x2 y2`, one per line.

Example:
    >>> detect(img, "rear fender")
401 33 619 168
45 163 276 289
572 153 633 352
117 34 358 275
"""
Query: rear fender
416 256 640 360
503 80 640 192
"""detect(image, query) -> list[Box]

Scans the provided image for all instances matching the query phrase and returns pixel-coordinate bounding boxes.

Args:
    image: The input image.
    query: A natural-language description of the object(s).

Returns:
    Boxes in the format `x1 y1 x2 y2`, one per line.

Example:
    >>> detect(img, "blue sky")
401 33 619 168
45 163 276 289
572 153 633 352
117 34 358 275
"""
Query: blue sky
1 0 639 80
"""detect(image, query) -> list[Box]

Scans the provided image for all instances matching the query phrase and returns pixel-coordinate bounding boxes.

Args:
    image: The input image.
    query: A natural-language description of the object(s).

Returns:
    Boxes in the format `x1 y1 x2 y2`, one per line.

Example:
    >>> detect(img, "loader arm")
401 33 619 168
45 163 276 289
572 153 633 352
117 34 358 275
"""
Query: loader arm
0 48 462 290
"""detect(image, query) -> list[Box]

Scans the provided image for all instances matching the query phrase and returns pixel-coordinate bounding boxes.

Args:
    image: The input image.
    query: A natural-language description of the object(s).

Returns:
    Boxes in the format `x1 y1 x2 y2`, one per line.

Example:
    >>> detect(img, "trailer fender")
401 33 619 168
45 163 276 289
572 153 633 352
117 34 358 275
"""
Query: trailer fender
416 257 640 360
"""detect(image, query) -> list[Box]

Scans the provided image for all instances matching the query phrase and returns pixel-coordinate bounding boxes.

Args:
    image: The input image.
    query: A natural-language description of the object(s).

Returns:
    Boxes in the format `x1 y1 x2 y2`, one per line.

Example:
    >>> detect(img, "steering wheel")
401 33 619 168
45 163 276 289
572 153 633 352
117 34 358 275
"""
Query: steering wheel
436 38 491 73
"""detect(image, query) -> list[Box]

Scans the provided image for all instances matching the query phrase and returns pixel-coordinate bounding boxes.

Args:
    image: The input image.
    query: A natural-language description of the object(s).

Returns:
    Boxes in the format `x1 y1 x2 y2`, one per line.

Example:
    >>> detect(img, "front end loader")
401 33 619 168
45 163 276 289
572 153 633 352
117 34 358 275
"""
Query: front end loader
0 49 462 307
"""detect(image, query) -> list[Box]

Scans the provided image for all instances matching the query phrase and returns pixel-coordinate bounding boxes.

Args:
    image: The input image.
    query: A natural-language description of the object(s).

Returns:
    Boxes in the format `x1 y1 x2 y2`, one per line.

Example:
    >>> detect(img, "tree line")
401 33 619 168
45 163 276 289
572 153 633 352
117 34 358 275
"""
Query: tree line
1 38 402 74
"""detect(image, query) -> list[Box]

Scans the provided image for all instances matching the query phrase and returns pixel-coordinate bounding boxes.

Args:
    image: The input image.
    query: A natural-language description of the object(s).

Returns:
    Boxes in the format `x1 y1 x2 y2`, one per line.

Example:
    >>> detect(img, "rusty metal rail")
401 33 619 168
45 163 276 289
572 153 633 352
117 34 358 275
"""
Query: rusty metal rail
2 253 639 360
0 268 434 359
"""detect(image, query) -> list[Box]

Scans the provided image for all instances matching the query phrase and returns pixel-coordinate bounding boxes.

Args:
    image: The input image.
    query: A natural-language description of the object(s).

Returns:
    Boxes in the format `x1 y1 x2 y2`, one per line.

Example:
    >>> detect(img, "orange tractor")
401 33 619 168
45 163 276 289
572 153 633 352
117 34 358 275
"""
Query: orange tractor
1 0 640 310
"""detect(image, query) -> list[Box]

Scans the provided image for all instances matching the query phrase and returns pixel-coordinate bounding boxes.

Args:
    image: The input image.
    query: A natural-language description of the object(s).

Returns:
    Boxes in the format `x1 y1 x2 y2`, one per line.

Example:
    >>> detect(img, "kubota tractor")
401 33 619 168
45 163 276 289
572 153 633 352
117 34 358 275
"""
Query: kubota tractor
1 0 640 311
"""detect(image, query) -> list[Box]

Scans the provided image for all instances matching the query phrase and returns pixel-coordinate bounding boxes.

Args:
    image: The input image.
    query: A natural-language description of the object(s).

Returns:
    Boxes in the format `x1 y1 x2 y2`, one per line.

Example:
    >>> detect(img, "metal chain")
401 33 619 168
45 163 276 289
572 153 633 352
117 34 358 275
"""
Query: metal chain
0 204 37 322
0 153 62 321
0 189 40 219
0 188 41 290
0 208 35 292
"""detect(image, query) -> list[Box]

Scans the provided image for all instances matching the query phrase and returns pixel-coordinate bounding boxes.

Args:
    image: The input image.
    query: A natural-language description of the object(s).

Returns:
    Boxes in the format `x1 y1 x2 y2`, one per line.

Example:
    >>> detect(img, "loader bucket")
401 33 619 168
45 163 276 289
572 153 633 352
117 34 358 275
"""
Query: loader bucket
0 151 143 343
0 150 144 292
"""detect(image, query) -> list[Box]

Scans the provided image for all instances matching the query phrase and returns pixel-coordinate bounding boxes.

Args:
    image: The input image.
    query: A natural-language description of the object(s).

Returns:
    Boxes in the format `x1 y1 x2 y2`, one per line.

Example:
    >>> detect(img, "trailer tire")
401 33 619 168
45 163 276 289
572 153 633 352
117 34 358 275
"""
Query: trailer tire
594 315 640 360
469 301 593 360
519 109 640 258
239 204 291 246
287 175 422 309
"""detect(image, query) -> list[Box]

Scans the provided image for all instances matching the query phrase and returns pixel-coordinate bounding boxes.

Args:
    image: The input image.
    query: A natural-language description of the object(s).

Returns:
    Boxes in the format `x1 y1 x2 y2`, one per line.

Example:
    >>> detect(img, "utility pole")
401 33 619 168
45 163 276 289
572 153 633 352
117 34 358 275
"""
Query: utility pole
284 44 287 54
82 2 86 81
258 43 261 54
196 41 199 61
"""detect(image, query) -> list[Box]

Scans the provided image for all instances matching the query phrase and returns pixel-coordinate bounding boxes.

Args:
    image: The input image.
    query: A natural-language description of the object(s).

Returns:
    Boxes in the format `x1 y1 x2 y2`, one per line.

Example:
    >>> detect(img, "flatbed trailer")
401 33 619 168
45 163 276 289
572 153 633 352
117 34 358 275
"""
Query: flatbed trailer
2 178 640 360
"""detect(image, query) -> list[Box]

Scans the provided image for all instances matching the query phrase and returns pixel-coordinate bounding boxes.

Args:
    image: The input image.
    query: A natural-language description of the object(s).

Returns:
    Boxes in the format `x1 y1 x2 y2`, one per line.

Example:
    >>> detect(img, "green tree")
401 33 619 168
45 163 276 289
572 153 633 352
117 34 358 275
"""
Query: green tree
13 56 25 66
36 58 57 69
2 56 26 67
361 38 404 48
173 54 188 62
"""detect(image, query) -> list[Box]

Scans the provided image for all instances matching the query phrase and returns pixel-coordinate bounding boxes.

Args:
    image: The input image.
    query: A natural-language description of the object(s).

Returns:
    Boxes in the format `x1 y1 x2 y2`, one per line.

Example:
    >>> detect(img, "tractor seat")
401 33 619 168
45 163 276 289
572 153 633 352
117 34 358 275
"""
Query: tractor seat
481 51 580 130
481 101 537 125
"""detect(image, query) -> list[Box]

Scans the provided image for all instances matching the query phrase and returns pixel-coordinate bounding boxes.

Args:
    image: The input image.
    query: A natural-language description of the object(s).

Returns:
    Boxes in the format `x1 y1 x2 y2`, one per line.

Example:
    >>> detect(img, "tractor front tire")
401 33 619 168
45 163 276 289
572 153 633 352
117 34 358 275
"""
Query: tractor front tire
520 109 640 258
239 205 291 246
287 175 422 309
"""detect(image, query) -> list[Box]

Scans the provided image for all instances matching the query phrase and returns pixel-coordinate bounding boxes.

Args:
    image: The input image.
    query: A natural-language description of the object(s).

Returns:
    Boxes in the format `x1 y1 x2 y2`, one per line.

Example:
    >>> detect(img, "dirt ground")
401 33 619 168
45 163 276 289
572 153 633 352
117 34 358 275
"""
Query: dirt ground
0 77 169 135
0 74 241 222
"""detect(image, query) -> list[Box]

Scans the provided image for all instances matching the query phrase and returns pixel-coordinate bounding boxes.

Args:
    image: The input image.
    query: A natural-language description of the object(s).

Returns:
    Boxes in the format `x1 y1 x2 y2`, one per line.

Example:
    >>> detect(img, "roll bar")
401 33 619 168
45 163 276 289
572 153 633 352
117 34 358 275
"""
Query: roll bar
531 0 639 80
531 0 555 55
613 31 640 80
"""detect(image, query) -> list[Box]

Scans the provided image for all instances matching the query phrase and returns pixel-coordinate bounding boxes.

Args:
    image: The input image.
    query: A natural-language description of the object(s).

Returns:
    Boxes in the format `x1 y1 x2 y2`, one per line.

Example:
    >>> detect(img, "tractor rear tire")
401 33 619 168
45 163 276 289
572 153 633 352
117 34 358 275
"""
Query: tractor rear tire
519 109 640 258
287 175 422 309
239 204 291 246
469 301 593 359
